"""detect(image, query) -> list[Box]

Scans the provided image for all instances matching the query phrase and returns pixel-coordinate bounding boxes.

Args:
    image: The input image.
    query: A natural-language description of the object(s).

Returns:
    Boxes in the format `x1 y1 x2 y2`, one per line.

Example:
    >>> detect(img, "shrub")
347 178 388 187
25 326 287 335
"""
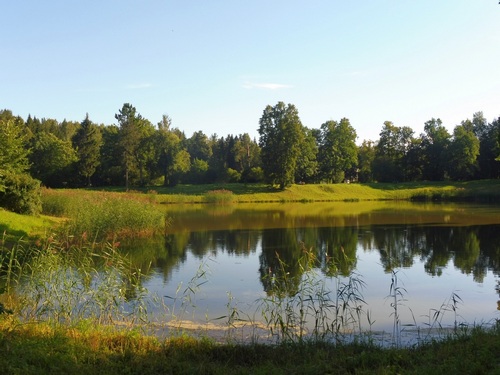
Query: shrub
0 172 42 215
204 189 234 204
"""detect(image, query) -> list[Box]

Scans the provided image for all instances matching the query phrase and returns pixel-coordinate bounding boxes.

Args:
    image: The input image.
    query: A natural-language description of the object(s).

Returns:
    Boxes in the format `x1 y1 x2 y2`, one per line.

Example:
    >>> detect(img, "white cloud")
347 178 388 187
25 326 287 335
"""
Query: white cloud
242 82 293 90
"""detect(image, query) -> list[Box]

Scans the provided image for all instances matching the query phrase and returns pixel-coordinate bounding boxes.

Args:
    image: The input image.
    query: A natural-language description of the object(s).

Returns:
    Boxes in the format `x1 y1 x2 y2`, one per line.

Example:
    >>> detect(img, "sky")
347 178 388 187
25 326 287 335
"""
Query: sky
1 0 499 143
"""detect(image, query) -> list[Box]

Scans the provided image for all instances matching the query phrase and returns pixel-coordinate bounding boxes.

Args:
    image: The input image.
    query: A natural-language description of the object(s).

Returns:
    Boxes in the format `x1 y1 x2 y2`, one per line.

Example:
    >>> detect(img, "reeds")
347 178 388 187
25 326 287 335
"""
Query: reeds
258 243 368 344
1 235 151 330
203 189 234 205
42 189 167 240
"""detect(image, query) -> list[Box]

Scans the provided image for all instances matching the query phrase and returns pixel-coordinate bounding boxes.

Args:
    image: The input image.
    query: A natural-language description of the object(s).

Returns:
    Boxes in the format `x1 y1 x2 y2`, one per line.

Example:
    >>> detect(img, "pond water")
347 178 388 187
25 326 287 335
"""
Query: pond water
121 201 499 343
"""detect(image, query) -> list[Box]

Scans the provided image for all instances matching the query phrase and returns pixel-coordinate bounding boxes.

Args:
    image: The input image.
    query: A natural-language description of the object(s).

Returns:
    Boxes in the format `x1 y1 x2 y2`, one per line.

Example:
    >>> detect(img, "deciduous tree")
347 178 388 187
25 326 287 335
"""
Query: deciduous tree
318 118 357 183
258 102 304 189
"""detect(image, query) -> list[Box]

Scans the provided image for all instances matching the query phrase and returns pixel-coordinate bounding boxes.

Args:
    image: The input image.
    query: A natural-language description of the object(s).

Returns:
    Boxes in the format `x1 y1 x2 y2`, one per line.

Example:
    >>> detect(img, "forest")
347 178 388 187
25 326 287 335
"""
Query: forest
0 102 499 214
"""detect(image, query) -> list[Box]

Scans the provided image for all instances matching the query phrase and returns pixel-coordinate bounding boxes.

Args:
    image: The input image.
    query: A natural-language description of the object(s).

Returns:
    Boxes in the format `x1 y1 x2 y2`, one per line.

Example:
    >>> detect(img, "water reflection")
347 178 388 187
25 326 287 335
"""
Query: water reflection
118 202 500 328
122 224 500 286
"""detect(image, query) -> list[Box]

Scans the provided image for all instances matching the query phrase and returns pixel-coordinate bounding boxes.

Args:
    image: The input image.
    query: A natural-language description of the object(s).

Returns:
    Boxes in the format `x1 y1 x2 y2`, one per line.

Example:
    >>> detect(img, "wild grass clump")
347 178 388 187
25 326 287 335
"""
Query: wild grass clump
1 235 151 329
204 189 234 205
42 189 167 240
258 244 369 344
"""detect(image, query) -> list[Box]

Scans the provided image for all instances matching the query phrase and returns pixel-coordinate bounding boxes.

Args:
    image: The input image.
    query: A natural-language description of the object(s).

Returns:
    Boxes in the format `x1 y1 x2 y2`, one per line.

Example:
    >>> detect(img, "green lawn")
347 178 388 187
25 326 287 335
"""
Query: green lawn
95 180 500 204
0 208 61 244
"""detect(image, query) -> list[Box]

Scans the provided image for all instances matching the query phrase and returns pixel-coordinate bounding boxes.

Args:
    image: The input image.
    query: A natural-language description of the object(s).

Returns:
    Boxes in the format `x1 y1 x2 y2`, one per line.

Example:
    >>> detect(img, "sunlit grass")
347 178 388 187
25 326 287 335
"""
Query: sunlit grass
41 189 167 240
0 208 61 243
115 180 500 204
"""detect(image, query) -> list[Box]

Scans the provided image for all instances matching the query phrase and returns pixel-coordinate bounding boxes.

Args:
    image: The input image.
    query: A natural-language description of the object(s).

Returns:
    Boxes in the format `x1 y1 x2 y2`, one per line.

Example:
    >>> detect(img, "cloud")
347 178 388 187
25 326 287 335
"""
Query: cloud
242 82 293 90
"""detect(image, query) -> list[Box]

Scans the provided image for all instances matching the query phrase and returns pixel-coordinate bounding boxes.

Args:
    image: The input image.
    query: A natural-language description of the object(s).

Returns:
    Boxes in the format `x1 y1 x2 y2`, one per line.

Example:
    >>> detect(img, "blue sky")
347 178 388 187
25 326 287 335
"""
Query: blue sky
2 1 499 143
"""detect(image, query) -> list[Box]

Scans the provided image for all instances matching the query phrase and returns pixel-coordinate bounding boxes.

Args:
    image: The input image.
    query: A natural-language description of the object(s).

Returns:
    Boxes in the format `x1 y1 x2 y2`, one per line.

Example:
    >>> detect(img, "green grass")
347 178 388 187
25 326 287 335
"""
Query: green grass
0 208 61 243
0 319 498 374
91 180 500 204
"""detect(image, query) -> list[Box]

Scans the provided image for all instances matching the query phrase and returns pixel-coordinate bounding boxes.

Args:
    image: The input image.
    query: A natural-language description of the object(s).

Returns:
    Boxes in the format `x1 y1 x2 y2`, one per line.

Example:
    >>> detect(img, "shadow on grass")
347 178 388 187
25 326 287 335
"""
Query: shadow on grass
0 224 28 244
101 183 282 196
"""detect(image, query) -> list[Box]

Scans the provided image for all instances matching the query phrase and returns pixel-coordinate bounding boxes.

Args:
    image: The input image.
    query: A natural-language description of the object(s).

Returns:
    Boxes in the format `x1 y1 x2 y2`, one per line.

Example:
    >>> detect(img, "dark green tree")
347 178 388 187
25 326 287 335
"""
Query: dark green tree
357 140 375 183
94 125 123 186
420 118 451 181
373 121 414 182
0 110 30 181
72 114 102 186
318 118 357 183
154 115 190 186
186 131 212 162
115 103 154 188
0 110 42 214
294 127 318 183
446 122 480 180
258 102 304 189
29 132 77 187
475 115 500 179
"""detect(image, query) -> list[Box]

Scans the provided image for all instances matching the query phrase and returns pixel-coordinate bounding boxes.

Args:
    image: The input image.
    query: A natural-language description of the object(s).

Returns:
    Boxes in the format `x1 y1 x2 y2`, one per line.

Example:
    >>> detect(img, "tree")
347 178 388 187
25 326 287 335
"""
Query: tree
295 127 318 183
258 102 304 189
420 118 451 181
94 125 123 186
0 110 30 181
318 118 357 183
154 115 189 186
357 140 375 183
373 121 414 182
475 115 500 179
186 131 212 162
0 110 42 214
115 103 154 188
446 122 480 180
72 114 102 186
29 132 78 187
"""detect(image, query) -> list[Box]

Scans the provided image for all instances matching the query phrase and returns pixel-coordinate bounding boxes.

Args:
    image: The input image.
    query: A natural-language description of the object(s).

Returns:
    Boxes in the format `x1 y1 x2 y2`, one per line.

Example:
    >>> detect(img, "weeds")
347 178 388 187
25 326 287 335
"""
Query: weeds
258 243 369 344
204 189 234 205
386 270 416 347
41 189 167 240
163 257 212 332
1 234 151 331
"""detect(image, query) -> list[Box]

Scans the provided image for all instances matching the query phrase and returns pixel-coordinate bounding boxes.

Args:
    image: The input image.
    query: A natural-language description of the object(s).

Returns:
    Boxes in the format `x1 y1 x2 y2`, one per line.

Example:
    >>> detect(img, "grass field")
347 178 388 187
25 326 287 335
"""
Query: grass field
94 179 500 204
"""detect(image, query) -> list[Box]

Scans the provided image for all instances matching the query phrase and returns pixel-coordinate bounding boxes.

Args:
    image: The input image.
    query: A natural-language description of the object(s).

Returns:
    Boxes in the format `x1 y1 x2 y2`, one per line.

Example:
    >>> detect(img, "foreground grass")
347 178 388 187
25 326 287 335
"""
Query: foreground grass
0 319 498 374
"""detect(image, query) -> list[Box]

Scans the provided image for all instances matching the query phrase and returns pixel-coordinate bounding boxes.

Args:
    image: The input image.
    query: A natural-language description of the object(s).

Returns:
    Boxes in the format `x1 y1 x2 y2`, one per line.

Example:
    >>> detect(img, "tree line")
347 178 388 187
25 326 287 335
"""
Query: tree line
1 102 499 213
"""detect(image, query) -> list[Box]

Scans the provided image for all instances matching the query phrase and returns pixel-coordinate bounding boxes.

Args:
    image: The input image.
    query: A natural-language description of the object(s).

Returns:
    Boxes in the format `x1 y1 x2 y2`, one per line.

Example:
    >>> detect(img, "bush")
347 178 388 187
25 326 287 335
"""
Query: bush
0 172 42 215
226 168 241 183
204 189 234 204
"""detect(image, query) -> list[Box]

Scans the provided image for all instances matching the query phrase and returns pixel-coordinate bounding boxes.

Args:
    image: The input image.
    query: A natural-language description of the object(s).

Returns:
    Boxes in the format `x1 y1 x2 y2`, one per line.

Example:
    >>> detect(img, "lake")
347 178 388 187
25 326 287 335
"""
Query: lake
120 201 499 343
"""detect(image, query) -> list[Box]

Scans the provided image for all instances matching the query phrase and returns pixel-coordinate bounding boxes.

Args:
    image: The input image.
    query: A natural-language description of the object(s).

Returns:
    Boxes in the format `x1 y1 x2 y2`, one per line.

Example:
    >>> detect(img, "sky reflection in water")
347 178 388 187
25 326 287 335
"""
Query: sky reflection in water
136 203 500 334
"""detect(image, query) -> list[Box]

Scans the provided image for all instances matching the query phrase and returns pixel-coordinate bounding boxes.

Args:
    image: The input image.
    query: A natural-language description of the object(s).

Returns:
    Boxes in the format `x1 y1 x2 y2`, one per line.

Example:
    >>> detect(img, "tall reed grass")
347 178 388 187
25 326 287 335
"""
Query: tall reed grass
1 235 152 329
203 189 234 205
41 189 167 240
258 243 369 344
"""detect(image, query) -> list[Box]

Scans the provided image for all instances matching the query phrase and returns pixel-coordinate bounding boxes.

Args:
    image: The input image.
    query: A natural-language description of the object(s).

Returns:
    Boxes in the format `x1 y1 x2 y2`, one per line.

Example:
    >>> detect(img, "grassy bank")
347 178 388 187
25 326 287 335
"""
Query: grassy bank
0 208 62 244
100 180 500 204
0 318 498 374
